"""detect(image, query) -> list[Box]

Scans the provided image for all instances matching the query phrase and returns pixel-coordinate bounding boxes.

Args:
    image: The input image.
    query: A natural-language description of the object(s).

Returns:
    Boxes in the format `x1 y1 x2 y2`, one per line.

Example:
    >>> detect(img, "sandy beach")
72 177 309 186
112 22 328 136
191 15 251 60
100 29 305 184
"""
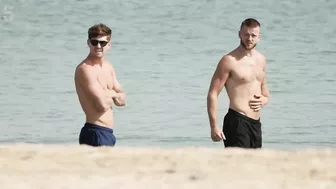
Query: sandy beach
0 144 335 189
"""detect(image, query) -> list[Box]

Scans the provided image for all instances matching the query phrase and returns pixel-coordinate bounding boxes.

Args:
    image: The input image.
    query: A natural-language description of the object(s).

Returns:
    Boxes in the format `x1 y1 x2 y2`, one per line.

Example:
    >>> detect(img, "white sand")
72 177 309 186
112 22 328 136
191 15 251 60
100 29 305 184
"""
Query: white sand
0 144 335 189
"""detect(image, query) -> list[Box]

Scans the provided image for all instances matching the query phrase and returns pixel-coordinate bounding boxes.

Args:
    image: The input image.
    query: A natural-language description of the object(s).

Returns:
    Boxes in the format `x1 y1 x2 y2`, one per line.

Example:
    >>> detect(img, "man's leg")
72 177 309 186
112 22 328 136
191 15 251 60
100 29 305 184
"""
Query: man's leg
79 123 99 146
223 123 251 148
222 110 251 148
95 126 116 146
249 121 262 148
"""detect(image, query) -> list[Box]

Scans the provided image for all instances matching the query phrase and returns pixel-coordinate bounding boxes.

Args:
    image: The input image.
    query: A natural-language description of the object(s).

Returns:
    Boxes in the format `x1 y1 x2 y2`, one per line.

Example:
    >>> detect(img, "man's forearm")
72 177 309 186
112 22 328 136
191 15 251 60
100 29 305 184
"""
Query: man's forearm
261 95 269 106
93 91 115 112
104 89 118 98
207 94 218 129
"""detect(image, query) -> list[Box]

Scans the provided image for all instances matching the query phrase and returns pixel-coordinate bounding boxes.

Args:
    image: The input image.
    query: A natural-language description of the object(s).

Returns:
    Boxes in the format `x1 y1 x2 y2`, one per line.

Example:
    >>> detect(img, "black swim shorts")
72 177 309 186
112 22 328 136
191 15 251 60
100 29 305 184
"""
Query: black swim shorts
222 108 262 148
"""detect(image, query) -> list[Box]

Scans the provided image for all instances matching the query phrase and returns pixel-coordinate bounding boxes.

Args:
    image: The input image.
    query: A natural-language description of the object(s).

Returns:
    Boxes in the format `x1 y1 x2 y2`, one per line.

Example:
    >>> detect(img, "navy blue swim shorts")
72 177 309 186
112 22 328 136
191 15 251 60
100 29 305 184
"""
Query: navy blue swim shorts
79 122 116 147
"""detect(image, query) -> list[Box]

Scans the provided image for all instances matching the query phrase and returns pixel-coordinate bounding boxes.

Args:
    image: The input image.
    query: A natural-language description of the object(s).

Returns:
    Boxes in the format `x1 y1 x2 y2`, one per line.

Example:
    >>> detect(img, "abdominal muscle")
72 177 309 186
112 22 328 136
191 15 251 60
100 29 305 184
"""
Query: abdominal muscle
225 81 262 120
77 88 114 128
86 109 114 128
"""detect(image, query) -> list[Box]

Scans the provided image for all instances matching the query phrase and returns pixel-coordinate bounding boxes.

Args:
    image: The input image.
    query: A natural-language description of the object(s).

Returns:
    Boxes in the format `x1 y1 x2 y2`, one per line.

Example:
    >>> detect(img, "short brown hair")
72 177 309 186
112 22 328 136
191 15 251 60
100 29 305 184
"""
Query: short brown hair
240 18 260 30
88 23 112 40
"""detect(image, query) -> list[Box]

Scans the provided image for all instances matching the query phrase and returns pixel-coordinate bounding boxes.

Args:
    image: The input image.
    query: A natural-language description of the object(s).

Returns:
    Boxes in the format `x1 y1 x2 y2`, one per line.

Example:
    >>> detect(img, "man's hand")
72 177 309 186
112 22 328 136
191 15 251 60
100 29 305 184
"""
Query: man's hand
112 92 126 106
104 89 118 99
211 127 225 142
113 94 125 106
249 95 264 112
104 89 125 106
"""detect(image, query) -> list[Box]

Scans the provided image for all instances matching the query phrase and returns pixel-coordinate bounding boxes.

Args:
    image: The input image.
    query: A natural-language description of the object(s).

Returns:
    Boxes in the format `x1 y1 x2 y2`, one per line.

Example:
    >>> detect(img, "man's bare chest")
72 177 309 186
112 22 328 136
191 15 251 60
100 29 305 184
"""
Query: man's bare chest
231 63 264 83
96 68 114 90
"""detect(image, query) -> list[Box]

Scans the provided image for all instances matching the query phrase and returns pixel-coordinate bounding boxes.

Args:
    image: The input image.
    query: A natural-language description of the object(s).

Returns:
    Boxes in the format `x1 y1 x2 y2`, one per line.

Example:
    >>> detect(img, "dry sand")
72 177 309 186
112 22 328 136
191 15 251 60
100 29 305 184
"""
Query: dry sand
0 144 335 189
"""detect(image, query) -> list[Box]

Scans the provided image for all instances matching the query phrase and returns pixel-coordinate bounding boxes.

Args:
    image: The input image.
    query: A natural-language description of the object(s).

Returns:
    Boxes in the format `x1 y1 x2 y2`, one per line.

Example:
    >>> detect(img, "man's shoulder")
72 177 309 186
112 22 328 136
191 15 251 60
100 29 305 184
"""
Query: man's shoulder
254 50 266 61
75 62 88 74
222 53 236 61
103 60 114 70
218 53 236 68
74 61 93 81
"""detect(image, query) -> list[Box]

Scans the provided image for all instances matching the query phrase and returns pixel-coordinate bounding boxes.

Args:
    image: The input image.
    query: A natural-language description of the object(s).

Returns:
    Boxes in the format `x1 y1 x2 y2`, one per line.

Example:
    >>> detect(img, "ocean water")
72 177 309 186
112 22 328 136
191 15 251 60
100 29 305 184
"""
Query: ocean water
0 0 335 150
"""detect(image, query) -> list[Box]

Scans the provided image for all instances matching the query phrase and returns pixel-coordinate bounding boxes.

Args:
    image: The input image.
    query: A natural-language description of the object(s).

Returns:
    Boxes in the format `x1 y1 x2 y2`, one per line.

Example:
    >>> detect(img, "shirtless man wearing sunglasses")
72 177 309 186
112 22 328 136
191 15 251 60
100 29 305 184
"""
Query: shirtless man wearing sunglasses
74 23 126 147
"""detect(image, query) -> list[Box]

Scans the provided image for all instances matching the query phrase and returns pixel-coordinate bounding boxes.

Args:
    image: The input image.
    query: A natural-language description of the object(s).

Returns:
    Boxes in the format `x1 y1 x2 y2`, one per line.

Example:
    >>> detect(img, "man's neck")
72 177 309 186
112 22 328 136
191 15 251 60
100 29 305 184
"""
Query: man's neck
87 55 104 66
237 45 254 57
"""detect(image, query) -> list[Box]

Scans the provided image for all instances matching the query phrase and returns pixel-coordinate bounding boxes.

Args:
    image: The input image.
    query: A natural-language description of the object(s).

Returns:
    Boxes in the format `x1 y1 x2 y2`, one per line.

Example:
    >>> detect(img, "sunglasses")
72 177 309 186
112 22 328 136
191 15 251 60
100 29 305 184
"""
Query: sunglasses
89 39 108 47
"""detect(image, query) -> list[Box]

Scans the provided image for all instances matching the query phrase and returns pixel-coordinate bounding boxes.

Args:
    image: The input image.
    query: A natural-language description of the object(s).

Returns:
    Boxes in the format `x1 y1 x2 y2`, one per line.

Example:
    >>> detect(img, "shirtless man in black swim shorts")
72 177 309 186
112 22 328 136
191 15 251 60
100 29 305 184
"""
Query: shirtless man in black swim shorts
207 18 270 148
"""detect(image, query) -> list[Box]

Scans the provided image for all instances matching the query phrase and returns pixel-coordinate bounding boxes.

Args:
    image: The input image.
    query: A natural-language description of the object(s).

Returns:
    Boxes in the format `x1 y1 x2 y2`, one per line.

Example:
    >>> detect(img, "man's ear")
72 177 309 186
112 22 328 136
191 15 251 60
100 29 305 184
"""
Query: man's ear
106 41 112 49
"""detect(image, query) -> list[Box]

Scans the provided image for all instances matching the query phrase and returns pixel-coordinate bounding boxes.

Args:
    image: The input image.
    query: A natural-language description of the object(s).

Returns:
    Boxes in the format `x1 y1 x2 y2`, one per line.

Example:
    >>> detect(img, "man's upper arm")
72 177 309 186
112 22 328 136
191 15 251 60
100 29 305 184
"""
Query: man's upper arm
76 67 104 103
208 56 231 96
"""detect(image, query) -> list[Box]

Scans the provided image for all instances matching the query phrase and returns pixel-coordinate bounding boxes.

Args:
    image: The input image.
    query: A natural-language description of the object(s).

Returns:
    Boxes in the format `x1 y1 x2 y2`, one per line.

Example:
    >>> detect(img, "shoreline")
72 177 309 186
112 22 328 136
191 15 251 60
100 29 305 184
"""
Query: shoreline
0 144 335 189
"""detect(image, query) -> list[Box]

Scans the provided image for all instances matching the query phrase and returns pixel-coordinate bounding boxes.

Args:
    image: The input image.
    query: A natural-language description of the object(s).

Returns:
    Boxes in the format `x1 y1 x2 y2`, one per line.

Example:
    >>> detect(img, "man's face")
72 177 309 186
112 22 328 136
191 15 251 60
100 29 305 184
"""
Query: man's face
239 25 260 50
88 35 111 58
